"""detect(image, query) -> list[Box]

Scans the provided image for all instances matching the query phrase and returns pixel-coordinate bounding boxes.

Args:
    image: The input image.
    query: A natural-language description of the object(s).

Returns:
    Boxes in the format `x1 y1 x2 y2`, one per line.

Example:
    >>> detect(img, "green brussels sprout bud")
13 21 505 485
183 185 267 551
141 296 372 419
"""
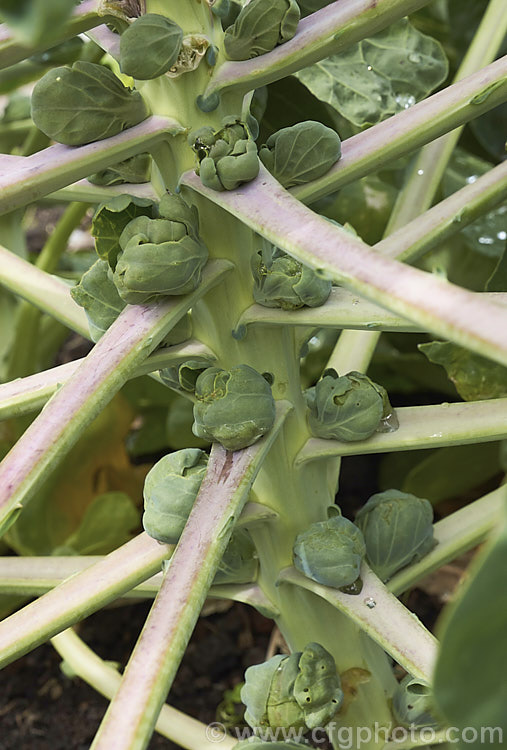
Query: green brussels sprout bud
192 365 276 451
120 14 183 79
70 259 126 342
112 199 209 304
142 448 208 543
31 61 149 146
159 359 208 392
305 369 392 442
293 515 366 589
259 121 341 188
355 490 435 582
214 528 258 585
252 242 331 310
241 642 342 731
392 676 440 729
190 117 259 191
88 153 151 186
224 0 300 60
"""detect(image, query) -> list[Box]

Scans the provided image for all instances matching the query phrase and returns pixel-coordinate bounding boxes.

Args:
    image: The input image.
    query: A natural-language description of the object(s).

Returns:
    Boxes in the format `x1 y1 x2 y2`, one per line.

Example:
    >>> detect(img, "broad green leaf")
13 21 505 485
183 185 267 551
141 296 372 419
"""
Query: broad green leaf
0 0 77 46
57 491 140 555
443 150 507 260
295 19 448 128
433 498 507 747
470 103 507 163
5 395 146 555
383 443 502 505
91 194 154 267
319 174 397 244
417 233 498 292
419 341 507 401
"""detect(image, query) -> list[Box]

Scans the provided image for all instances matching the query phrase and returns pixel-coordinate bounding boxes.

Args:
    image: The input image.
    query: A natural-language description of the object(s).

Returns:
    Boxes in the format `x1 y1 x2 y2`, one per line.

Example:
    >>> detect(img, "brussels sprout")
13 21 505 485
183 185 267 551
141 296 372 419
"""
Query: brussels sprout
259 121 341 188
214 528 258 585
224 0 300 60
88 153 151 186
142 449 208 544
293 515 366 589
305 369 393 442
192 365 276 451
112 195 209 304
70 259 126 342
252 242 331 310
1 94 31 123
31 61 149 146
392 676 440 729
241 642 342 731
190 117 259 191
159 359 208 392
355 490 435 582
119 14 183 79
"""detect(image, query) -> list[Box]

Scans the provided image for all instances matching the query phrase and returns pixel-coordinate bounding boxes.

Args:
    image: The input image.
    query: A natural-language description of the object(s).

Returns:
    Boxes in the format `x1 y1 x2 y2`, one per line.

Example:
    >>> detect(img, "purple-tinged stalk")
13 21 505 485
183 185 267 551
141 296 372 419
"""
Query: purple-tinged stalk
0 260 232 534
91 403 291 750
182 166 507 367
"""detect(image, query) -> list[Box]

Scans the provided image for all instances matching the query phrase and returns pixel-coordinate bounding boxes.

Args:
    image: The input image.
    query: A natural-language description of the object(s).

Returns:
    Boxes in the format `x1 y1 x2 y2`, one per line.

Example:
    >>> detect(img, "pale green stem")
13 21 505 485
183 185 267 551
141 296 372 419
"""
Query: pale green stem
0 244 90 337
7 202 89 381
0 339 215 421
182 166 507 367
237 290 507 335
0 533 173 669
278 565 438 682
91 404 291 750
329 4 507 373
0 116 183 216
296 398 507 462
292 56 507 205
47 180 158 204
388 485 507 596
0 0 105 69
51 629 237 750
0 260 232 535
201 0 433 107
386 0 507 231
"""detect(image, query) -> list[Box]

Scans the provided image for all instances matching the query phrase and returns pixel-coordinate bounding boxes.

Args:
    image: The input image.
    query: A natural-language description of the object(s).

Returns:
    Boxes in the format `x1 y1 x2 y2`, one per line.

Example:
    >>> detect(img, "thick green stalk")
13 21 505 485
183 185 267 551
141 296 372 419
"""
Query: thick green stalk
292 56 507 204
0 533 173 668
297 399 507 461
0 261 231 535
51 629 236 750
200 0 434 107
278 566 438 682
91 409 290 750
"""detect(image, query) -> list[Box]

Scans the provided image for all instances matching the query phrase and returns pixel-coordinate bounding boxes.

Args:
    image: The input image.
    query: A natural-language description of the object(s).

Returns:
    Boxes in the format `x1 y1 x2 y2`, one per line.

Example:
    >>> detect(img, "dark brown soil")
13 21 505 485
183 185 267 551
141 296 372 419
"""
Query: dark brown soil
0 601 273 750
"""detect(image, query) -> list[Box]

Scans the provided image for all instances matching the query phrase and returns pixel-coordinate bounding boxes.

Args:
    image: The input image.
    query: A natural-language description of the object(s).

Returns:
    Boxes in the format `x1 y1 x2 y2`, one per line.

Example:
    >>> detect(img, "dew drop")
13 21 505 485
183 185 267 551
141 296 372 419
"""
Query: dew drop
466 175 478 184
367 65 373 71
497 231 507 241
395 93 416 110
478 236 494 245
417 169 424 176
408 53 421 64
364 597 376 609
